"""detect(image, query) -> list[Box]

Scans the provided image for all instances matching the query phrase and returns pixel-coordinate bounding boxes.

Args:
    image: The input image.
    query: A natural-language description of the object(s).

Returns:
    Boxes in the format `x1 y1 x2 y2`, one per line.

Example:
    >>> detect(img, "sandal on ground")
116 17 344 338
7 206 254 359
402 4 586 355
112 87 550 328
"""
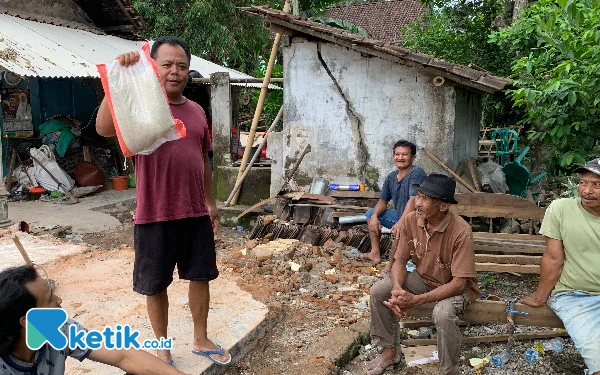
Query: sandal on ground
192 344 231 365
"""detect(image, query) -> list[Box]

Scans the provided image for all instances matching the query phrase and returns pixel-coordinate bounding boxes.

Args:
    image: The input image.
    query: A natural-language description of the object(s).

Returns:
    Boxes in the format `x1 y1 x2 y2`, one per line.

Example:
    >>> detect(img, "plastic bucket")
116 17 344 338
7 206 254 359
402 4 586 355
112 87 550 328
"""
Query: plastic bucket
112 176 129 191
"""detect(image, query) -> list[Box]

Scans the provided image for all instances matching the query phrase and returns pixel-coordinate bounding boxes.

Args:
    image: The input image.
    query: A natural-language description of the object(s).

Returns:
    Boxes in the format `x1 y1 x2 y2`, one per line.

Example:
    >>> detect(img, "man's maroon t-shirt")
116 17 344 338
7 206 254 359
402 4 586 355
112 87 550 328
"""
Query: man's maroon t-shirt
134 99 213 224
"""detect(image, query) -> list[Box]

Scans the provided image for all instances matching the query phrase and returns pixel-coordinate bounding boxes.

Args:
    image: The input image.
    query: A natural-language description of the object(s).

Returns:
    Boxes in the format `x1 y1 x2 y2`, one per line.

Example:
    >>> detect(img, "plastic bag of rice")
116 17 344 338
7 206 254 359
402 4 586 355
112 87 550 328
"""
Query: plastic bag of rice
97 42 186 156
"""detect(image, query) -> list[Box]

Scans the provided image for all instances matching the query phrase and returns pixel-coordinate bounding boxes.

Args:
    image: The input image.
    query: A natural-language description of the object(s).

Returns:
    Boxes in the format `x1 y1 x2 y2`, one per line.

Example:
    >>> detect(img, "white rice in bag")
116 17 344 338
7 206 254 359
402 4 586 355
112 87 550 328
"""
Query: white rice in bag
97 42 186 156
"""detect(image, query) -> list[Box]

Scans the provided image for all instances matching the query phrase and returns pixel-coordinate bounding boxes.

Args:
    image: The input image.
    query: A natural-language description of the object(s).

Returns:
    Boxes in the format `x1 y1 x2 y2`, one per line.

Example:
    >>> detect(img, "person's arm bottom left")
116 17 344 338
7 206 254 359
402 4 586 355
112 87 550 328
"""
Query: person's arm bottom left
88 348 189 375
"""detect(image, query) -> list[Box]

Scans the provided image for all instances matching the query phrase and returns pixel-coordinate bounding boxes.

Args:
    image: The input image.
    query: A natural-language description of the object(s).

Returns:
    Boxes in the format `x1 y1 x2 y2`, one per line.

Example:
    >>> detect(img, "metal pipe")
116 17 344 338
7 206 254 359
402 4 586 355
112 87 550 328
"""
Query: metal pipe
338 215 368 224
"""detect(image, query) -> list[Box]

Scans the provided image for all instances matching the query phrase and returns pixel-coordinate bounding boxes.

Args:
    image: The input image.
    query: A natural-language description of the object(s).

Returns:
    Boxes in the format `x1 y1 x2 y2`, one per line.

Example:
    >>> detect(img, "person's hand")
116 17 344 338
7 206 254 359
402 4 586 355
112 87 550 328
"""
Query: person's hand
208 206 220 237
384 300 407 318
116 51 140 67
368 216 381 236
390 222 401 239
389 289 418 310
519 294 547 307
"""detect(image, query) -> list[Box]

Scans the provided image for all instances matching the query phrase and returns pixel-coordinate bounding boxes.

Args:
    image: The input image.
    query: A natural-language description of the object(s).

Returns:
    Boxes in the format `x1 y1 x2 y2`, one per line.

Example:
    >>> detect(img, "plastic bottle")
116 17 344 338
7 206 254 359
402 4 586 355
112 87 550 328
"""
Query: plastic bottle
524 348 539 363
541 338 565 353
329 184 360 191
491 350 513 367
359 181 366 191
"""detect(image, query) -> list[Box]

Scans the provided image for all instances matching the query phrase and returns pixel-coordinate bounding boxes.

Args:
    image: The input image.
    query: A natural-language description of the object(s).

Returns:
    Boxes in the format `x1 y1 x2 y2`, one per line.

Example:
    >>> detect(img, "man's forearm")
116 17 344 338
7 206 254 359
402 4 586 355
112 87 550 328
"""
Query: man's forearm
532 253 563 302
390 258 408 290
414 278 467 306
119 351 188 375
387 239 399 270
371 199 388 218
89 348 188 375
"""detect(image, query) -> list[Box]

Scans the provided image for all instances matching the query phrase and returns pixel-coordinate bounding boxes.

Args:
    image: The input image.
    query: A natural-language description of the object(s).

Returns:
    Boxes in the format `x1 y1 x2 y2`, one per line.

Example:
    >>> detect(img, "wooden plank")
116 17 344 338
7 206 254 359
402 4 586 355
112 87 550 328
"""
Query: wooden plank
474 244 545 255
406 300 563 328
453 205 545 220
467 157 481 192
476 263 540 274
454 193 545 220
329 190 380 199
474 239 546 248
402 329 568 346
290 203 366 210
402 320 434 329
475 254 541 265
473 232 545 242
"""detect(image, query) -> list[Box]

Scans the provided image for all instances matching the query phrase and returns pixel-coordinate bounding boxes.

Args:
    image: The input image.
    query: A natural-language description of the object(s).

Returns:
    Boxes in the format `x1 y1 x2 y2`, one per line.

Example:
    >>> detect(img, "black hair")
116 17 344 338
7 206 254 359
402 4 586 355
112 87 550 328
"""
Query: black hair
393 140 417 156
0 265 39 355
150 36 192 64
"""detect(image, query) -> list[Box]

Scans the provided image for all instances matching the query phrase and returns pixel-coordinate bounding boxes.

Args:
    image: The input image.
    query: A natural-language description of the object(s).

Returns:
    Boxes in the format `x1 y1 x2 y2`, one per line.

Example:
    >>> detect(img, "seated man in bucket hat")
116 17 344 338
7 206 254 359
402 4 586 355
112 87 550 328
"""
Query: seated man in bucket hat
366 173 480 375
520 158 600 375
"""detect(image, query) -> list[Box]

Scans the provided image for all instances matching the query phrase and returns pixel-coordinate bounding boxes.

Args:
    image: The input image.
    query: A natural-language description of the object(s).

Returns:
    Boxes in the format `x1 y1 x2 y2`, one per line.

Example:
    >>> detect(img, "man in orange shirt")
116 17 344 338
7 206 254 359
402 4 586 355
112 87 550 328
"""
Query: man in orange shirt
367 173 479 375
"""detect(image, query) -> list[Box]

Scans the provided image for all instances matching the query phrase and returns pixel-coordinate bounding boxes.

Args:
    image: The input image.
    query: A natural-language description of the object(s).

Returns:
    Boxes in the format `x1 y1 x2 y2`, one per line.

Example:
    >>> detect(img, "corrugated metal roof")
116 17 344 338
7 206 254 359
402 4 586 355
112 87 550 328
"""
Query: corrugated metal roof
0 14 271 88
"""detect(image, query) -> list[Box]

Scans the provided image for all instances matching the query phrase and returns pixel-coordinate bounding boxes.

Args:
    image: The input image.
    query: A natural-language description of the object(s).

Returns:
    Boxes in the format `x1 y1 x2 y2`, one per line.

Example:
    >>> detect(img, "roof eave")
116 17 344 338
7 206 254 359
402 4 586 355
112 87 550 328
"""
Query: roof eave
241 6 512 94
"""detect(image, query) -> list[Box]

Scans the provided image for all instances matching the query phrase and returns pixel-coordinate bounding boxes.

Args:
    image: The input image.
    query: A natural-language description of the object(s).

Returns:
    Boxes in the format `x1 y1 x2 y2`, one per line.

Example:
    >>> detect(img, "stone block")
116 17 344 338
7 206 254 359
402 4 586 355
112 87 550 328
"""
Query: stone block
214 166 271 206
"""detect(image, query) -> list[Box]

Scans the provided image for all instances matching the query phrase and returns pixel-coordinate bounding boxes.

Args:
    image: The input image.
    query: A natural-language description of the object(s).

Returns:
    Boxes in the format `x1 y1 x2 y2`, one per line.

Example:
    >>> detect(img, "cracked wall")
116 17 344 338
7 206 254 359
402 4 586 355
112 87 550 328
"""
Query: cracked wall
277 39 480 193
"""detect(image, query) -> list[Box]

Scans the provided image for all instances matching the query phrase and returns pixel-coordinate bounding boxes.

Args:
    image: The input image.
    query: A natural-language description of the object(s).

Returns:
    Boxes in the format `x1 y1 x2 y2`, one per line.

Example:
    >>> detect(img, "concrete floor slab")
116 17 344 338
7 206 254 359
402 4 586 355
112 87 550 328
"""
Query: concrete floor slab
42 248 269 375
7 188 137 234
1 231 87 268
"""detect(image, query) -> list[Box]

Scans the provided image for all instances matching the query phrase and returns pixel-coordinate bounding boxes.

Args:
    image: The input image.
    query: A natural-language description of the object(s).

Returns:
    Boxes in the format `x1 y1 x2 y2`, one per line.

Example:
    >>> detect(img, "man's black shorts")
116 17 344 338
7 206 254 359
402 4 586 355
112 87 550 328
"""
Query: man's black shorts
133 215 219 296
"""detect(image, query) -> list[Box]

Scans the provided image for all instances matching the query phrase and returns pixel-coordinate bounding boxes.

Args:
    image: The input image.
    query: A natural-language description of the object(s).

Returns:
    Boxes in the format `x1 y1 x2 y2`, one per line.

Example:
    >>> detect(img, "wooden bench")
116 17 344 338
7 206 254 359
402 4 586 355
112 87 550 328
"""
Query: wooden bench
403 299 566 346
454 193 546 274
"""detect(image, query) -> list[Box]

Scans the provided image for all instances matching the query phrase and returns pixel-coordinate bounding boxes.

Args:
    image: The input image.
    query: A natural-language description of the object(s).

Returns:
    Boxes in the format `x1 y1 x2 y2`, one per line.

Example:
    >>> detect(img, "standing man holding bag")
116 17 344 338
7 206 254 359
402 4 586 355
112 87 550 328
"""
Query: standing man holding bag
96 36 230 367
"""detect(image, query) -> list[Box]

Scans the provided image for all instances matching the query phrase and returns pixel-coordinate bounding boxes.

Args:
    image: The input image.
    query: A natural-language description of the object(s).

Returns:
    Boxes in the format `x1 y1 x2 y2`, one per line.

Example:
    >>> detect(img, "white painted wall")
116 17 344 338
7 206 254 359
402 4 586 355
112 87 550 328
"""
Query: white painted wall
276 39 481 193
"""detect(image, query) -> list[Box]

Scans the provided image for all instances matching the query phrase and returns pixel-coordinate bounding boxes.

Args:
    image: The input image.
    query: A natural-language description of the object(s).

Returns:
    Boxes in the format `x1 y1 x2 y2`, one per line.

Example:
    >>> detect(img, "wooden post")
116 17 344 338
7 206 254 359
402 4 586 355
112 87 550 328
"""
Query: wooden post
423 148 477 193
224 106 283 207
6 149 17 191
230 0 291 206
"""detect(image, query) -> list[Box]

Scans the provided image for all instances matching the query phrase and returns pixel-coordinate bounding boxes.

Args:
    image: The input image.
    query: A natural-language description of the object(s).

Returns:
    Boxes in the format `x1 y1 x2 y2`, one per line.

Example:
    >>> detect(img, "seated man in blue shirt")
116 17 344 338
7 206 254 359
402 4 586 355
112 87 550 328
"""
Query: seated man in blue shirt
0 265 190 375
362 140 427 264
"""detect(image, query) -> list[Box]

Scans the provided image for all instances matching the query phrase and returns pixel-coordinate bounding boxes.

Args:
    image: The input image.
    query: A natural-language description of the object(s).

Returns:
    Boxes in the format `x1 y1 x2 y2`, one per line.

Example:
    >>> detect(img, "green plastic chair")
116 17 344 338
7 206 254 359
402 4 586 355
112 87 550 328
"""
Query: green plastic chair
492 129 520 166
502 146 548 197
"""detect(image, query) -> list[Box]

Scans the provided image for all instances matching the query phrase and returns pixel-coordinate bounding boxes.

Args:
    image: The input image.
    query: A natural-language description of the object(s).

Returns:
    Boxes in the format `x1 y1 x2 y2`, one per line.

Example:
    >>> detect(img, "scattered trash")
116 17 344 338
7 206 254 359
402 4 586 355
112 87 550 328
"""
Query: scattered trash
491 350 513 367
288 261 301 272
469 356 490 370
401 345 439 367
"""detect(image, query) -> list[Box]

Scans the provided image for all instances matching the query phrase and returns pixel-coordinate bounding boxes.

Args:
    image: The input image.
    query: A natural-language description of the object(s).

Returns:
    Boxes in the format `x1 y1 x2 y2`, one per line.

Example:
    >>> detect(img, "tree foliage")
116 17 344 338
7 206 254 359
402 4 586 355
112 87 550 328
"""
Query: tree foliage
491 0 600 172
402 0 508 74
133 0 278 73
400 0 521 130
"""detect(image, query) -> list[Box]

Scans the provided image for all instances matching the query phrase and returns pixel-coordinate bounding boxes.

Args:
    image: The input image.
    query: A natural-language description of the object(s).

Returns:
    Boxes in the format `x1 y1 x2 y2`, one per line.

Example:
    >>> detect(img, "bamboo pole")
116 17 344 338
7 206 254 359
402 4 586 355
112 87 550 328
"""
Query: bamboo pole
230 0 291 206
422 148 477 193
224 106 283 207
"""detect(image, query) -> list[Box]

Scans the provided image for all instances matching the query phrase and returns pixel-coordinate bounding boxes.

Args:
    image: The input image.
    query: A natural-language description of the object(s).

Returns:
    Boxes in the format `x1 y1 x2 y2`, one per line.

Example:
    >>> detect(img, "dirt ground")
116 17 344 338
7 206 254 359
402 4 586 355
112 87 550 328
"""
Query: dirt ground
46 203 586 375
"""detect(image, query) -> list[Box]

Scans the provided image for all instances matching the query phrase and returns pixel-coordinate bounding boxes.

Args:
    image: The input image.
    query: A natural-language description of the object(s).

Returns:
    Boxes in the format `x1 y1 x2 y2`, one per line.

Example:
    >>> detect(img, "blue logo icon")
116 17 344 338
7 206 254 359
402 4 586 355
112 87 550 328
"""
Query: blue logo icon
25 308 172 350
26 308 68 350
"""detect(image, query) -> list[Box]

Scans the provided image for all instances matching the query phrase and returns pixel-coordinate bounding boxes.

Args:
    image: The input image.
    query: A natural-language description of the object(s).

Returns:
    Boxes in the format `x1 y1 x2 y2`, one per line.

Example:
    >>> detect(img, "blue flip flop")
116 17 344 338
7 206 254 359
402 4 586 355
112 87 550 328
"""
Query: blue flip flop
167 359 174 366
192 344 231 365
